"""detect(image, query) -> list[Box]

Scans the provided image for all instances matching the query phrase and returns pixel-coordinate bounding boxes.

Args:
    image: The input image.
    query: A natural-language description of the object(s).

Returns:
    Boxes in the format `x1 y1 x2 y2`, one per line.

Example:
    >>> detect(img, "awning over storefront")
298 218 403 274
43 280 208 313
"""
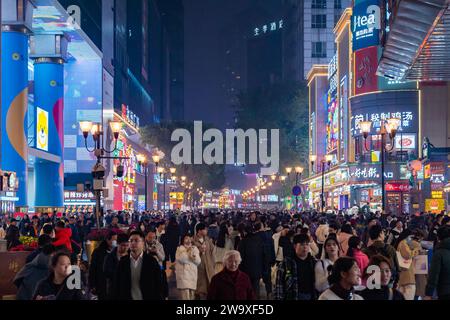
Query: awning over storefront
378 0 450 81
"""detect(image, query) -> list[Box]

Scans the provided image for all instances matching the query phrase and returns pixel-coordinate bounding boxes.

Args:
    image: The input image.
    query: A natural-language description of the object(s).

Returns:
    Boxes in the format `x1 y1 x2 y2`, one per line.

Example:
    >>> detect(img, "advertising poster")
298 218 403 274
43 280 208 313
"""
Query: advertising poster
36 107 49 151
355 46 379 95
326 99 339 153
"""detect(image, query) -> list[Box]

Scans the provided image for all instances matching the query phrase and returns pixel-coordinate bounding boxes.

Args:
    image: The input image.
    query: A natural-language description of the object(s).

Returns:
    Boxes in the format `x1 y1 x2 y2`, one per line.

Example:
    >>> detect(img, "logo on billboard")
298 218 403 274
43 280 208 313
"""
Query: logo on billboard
352 1 381 51
395 135 416 150
36 107 49 151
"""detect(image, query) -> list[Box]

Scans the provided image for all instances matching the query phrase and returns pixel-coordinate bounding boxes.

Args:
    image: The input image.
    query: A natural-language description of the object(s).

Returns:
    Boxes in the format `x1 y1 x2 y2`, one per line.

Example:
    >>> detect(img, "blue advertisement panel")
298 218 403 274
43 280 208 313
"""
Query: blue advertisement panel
1 31 29 207
352 0 382 51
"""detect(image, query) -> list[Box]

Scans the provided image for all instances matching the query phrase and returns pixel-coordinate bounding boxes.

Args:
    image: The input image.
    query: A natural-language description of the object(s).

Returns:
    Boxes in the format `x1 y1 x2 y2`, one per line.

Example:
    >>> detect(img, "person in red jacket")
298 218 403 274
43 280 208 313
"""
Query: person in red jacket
207 250 255 300
53 221 73 253
347 236 369 277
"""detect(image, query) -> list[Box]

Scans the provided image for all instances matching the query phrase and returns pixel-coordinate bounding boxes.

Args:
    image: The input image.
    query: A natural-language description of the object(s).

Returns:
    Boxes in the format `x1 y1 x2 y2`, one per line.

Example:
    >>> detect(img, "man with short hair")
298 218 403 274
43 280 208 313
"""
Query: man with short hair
6 218 21 250
114 231 163 300
274 234 317 300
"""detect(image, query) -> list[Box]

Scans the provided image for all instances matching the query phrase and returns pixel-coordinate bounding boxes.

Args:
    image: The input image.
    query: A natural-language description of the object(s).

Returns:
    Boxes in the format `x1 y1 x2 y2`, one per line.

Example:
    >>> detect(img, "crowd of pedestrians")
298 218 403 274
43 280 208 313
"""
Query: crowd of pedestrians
1 207 450 301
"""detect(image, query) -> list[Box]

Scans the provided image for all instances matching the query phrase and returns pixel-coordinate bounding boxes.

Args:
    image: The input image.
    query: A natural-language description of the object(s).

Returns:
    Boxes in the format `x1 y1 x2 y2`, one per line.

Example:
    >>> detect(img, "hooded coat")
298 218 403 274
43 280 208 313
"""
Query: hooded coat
14 253 51 300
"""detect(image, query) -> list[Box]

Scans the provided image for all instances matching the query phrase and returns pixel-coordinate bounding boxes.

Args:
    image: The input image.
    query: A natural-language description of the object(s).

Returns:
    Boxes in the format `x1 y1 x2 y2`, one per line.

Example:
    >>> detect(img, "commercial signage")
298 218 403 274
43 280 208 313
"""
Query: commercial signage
254 20 283 37
430 162 446 191
431 191 443 199
355 46 379 95
425 199 445 213
395 134 416 150
64 191 95 200
121 104 140 130
349 164 407 182
36 107 49 151
385 183 411 192
424 164 431 179
352 0 381 51
352 110 416 136
327 99 339 153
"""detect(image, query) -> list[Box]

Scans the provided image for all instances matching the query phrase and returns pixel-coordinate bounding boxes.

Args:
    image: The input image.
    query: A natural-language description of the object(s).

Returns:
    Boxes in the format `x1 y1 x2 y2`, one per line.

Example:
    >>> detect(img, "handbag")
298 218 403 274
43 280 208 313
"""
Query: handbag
396 250 413 270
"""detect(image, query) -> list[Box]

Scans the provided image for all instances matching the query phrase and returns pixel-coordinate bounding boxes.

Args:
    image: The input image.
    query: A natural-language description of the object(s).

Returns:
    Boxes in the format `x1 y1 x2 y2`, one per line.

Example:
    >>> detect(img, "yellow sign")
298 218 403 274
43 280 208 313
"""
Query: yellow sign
371 151 380 162
431 191 443 199
425 199 445 213
36 107 49 151
424 164 431 179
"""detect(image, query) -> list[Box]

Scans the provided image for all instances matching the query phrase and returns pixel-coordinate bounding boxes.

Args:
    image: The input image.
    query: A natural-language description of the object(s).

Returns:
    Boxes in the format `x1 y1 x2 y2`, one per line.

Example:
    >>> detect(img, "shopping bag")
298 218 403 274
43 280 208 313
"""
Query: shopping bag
396 250 413 270
414 254 429 275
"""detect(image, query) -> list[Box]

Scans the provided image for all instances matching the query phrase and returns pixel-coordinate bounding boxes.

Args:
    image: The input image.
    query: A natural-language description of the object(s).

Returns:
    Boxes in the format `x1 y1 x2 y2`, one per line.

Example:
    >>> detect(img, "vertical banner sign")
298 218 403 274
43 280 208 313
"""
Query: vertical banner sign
352 0 382 51
355 46 379 95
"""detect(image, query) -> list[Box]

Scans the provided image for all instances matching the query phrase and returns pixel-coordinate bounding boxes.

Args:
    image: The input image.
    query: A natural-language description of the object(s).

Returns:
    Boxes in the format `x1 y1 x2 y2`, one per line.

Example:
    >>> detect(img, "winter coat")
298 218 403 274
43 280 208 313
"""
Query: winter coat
258 229 276 267
359 286 404 300
314 259 334 293
88 241 111 299
213 237 234 265
14 253 51 300
53 228 73 252
113 252 164 300
175 245 201 290
319 288 363 300
274 254 317 300
238 233 266 280
363 240 399 274
207 269 256 300
337 232 352 257
425 238 450 298
103 247 120 299
6 225 21 250
397 239 421 286
33 274 87 300
193 235 215 295
352 249 369 275
272 232 284 262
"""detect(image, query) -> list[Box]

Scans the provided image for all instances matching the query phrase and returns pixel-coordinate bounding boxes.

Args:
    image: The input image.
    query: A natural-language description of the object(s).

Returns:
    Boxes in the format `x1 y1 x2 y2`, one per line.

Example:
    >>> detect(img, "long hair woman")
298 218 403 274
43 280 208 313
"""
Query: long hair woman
213 222 234 274
315 236 340 294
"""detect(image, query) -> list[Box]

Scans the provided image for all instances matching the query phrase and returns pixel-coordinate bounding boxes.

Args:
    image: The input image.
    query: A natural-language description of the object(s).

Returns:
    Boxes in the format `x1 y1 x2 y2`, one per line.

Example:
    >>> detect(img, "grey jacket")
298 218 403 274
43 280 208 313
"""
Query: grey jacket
14 253 51 300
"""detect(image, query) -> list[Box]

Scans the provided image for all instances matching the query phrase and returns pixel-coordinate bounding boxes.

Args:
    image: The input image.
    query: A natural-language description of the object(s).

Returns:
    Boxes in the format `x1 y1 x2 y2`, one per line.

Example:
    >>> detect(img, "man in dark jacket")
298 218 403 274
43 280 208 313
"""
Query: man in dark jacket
103 233 129 299
425 226 450 300
256 220 275 299
238 224 266 298
274 234 317 300
113 231 164 300
6 218 21 250
88 231 117 300
26 235 53 264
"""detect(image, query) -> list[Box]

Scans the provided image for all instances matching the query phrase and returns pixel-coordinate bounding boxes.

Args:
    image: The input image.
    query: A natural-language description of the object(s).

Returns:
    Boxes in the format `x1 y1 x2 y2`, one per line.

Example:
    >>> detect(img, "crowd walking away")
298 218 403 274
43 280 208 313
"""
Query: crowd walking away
2 207 450 301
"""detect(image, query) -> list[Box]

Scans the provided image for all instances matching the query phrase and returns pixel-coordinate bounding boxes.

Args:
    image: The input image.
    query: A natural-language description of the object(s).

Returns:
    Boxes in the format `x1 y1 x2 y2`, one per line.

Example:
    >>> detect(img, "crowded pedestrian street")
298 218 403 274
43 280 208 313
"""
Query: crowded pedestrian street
0 0 450 312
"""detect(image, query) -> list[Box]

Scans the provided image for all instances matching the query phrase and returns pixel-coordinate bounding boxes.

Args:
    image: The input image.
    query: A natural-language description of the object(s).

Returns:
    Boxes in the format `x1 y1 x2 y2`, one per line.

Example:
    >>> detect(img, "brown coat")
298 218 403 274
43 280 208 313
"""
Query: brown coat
397 239 421 286
193 235 215 295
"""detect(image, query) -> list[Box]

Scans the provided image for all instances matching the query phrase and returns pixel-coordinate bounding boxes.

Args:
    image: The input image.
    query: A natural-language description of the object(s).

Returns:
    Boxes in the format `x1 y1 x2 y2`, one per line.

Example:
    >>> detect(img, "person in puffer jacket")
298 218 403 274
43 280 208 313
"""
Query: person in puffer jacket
176 235 201 300
53 221 73 253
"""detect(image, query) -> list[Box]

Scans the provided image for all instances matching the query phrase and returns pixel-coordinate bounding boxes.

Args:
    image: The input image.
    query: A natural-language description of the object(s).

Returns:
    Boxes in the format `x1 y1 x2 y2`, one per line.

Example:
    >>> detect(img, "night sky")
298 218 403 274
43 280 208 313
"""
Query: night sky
184 0 282 131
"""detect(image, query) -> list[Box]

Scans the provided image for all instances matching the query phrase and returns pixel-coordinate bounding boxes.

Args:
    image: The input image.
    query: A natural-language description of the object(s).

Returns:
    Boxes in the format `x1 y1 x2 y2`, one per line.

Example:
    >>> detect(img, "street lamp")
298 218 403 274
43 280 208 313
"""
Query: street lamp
293 166 304 211
137 154 149 211
79 119 124 228
361 118 400 213
271 174 277 181
285 167 293 175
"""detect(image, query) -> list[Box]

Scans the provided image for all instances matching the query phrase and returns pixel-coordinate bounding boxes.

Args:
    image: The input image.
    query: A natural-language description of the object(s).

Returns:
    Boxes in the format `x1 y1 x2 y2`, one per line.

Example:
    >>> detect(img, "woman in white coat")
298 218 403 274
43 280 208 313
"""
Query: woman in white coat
176 235 202 300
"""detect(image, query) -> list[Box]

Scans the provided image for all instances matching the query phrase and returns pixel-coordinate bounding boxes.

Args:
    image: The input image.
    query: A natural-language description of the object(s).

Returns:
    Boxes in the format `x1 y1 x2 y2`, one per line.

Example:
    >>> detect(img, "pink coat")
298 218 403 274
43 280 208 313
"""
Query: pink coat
352 249 369 274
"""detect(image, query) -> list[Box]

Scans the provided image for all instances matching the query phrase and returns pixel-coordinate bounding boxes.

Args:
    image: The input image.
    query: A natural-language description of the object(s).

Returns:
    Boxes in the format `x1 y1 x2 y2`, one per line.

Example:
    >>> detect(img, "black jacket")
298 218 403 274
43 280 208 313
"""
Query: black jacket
258 230 276 267
88 241 111 299
238 233 266 279
103 247 120 299
113 252 164 300
360 286 404 300
33 274 86 300
6 225 21 250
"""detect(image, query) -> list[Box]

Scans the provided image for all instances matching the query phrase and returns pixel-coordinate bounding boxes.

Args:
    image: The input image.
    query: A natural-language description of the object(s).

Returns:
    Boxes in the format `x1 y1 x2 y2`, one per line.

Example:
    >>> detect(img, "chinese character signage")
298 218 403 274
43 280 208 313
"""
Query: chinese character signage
121 104 140 130
385 183 411 192
352 110 417 136
352 0 382 51
349 164 405 182
425 199 445 213
254 20 283 37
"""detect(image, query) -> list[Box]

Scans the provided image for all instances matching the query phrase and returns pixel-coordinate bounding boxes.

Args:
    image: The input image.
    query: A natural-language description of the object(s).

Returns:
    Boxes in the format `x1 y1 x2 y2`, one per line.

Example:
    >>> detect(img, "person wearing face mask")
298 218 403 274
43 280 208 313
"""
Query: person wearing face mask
175 235 201 300
103 233 130 300
360 255 405 300
33 251 87 300
207 250 255 300
387 220 403 246
88 231 118 300
318 257 363 300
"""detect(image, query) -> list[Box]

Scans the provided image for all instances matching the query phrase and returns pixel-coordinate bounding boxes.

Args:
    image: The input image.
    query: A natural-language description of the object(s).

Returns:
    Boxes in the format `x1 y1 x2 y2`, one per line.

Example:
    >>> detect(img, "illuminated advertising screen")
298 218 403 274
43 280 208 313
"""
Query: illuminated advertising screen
355 46 378 95
327 99 339 153
352 0 382 51
36 107 49 151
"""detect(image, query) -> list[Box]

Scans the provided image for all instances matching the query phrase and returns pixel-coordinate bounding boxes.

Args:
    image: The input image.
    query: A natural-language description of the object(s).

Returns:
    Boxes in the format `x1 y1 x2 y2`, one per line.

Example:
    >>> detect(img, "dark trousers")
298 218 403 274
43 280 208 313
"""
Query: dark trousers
262 267 272 295
250 276 261 299
167 245 177 263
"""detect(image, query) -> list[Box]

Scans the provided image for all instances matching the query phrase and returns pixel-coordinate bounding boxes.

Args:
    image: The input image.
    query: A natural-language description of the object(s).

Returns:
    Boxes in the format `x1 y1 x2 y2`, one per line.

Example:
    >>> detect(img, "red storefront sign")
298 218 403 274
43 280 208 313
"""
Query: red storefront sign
385 183 410 192
355 46 379 95
113 180 123 211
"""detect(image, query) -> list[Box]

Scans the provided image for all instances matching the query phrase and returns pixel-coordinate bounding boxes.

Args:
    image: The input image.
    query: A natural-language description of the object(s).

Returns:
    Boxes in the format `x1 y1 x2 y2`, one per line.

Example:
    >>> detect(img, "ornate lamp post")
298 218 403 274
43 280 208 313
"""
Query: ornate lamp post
310 154 333 212
360 118 400 213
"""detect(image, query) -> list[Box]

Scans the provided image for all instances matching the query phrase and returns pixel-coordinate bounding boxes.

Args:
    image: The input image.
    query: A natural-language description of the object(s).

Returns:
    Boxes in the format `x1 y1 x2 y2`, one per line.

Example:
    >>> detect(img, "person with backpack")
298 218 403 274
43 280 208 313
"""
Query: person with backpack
363 224 399 281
